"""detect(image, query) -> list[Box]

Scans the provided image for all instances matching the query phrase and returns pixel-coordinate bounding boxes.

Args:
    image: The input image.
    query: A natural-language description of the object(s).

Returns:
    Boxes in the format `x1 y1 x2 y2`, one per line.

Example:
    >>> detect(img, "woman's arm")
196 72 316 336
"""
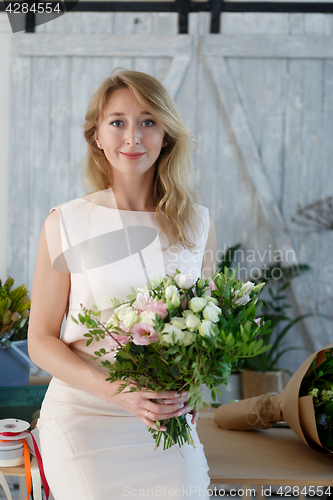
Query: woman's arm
28 211 190 430
201 212 217 278
28 211 108 395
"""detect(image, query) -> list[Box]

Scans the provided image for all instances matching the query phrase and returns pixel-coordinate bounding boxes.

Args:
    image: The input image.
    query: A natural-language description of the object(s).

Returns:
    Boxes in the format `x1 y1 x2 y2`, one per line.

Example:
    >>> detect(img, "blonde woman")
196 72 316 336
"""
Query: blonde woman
28 70 216 499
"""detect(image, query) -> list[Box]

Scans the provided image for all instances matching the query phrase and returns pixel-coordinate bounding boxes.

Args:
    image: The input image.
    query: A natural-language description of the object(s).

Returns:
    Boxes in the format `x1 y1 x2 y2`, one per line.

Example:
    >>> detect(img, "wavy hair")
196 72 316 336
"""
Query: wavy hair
83 69 203 251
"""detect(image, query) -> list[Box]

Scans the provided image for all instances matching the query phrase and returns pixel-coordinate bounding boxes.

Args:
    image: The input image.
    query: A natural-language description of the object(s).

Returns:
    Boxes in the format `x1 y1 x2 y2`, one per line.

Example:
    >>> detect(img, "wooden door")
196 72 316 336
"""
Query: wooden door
8 12 333 371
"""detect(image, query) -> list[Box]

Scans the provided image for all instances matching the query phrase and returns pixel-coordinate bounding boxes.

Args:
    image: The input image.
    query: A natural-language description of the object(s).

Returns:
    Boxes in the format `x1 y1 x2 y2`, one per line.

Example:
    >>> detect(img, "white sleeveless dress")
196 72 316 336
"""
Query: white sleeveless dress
38 196 211 500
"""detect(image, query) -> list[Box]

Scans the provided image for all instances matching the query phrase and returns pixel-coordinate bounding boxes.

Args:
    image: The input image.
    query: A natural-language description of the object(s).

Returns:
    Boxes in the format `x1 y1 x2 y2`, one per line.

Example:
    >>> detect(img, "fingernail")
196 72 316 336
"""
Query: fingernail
178 403 184 409
165 400 172 404
181 391 188 397
176 410 184 417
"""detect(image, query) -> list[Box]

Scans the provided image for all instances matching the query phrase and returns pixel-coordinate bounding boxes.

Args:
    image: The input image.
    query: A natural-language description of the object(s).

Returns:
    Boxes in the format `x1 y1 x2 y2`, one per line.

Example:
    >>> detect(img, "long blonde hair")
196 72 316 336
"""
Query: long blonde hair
83 69 203 250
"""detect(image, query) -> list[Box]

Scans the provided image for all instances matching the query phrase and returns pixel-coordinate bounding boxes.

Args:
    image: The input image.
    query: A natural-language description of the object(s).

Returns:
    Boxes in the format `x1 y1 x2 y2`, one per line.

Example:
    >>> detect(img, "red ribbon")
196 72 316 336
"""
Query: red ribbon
29 431 49 499
0 431 21 436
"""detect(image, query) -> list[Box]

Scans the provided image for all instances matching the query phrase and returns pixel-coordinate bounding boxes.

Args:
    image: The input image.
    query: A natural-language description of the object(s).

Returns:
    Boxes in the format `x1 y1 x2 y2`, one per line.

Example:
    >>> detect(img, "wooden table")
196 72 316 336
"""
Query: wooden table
197 411 333 490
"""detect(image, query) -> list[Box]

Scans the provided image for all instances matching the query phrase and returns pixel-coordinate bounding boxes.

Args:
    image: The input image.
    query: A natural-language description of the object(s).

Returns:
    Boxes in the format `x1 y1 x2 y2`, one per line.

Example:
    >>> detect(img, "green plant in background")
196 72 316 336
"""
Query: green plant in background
0 278 30 347
218 245 312 374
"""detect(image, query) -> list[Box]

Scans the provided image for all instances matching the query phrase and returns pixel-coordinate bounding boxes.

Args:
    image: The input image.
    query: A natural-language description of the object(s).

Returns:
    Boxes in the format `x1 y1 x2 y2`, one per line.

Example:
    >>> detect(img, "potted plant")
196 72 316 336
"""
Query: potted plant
241 260 312 398
0 277 34 386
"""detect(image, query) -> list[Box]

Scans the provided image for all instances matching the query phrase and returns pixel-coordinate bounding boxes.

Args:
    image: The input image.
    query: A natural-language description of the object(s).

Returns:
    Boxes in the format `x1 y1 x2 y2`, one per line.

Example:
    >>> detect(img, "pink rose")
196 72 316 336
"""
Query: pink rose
147 301 168 319
130 323 159 345
132 291 152 312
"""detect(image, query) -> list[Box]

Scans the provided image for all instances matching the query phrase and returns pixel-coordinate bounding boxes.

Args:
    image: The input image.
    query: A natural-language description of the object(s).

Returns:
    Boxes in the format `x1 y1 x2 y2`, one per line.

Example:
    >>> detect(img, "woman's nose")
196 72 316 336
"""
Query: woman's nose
125 124 141 145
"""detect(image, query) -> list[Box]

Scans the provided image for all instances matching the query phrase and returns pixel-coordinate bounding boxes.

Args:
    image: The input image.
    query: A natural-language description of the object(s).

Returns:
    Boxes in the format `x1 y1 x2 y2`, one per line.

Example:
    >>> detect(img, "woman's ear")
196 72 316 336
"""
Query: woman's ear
94 133 102 149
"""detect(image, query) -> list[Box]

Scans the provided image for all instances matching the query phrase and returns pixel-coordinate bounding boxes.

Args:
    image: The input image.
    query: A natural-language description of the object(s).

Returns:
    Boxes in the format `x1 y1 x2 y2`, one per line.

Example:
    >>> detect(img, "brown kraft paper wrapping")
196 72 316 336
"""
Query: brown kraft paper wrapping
214 343 333 455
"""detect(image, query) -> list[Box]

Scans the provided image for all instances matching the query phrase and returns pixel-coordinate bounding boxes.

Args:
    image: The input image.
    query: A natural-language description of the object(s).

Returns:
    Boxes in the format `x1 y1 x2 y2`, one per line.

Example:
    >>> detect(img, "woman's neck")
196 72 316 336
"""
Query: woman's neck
109 168 157 212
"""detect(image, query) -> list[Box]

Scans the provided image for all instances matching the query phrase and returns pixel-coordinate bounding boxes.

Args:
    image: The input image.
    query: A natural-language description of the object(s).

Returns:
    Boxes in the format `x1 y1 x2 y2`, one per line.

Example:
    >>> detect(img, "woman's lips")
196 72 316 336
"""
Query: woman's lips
120 152 146 160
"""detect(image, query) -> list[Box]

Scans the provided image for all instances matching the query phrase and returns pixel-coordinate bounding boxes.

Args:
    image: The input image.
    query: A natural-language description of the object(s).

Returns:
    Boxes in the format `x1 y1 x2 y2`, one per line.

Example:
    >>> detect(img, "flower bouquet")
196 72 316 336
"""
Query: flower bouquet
0 278 30 347
214 342 333 455
74 268 271 450
299 348 333 451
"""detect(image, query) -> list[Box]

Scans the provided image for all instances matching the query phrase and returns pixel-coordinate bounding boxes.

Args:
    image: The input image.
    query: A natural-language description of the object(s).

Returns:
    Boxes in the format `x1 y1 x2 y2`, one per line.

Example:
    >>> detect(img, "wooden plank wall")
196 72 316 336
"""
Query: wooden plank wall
8 11 333 372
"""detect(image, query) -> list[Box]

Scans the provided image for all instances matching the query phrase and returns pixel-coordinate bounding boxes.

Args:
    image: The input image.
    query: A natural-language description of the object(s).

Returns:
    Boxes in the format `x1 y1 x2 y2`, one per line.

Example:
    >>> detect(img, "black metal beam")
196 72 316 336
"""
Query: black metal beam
177 0 191 33
222 2 333 13
1 1 333 35
57 1 333 14
25 10 36 31
211 0 222 34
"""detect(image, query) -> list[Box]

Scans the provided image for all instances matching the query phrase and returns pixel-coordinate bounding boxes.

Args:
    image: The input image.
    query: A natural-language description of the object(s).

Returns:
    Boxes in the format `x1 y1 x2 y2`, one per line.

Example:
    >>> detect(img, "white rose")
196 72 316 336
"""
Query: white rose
182 310 192 318
202 303 221 323
139 310 157 326
106 314 120 330
171 316 187 330
165 285 179 300
189 297 207 313
117 307 139 329
161 332 174 344
199 320 216 337
162 324 194 346
174 273 197 290
114 303 131 315
203 295 219 306
162 323 184 344
185 314 201 331
181 330 195 346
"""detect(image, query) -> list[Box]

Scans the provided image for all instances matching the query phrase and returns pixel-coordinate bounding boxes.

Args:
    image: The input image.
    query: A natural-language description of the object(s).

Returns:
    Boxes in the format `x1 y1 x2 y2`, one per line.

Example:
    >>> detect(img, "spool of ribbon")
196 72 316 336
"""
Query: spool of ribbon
0 419 49 500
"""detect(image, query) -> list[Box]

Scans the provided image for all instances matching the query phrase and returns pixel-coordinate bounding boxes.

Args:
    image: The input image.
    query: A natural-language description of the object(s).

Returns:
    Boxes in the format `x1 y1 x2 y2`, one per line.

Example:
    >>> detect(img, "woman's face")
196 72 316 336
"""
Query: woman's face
95 88 165 179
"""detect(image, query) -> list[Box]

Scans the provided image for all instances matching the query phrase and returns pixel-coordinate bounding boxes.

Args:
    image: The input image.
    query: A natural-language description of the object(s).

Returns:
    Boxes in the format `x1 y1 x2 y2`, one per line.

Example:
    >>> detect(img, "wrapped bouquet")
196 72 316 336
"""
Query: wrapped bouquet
214 343 333 455
74 268 270 449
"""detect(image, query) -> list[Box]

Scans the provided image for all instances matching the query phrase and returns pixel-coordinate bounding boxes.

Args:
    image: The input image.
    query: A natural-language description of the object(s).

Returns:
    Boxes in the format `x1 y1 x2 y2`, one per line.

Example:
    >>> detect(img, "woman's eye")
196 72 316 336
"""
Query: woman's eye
142 120 155 127
110 120 123 127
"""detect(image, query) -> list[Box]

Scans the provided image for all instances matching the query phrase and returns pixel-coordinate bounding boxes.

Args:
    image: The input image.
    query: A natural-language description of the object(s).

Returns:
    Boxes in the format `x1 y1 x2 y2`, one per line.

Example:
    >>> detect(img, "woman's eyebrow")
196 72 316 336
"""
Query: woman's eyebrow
105 111 153 119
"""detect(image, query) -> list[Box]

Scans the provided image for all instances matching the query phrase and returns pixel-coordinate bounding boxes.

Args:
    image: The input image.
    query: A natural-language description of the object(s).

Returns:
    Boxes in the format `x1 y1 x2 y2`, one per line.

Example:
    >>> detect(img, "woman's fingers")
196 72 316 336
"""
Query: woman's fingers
142 389 188 401
190 409 199 425
146 400 194 420
143 409 167 431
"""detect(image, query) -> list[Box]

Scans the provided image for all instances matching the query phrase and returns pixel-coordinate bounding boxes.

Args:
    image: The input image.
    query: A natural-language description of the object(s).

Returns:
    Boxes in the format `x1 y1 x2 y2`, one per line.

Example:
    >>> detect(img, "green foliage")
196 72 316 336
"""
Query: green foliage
243 261 311 373
218 246 311 373
0 278 31 346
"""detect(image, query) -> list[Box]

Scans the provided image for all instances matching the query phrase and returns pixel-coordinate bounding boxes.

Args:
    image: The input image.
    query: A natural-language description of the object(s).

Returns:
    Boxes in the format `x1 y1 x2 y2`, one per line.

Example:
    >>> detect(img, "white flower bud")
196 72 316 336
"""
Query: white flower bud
174 273 197 290
189 297 207 313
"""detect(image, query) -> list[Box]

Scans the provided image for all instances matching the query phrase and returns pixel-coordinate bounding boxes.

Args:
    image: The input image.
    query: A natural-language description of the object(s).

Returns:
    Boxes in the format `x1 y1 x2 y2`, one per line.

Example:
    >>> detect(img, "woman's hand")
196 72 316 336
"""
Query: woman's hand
107 383 194 432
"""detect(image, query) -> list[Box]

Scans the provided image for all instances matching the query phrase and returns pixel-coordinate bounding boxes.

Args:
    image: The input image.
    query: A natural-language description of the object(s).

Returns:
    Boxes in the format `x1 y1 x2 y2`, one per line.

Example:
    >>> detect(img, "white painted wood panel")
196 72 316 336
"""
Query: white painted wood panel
13 34 193 57
8 11 333 373
8 56 31 287
204 35 333 58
